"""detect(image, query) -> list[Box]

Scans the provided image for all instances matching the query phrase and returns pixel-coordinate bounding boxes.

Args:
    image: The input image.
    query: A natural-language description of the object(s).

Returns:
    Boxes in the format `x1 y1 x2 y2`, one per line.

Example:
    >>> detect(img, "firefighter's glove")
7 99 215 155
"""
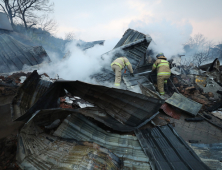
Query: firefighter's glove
130 73 134 77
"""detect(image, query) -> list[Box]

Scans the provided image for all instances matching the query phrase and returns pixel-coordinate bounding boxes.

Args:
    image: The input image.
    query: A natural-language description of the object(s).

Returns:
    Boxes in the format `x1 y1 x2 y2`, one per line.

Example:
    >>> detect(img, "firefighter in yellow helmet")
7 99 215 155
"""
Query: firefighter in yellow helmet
152 53 171 96
111 57 134 87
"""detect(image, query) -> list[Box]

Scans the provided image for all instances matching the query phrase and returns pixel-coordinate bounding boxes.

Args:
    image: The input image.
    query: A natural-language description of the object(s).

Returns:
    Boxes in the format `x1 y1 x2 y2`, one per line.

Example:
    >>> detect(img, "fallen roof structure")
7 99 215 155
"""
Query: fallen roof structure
13 77 164 130
51 110 151 169
135 124 211 170
91 28 152 85
17 115 123 170
0 12 13 31
0 34 51 73
11 71 53 120
189 143 222 170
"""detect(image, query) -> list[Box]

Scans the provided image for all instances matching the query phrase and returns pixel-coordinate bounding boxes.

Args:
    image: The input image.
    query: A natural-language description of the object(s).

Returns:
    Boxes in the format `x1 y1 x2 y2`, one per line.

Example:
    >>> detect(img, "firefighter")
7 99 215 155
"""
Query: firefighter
152 53 171 96
111 57 134 87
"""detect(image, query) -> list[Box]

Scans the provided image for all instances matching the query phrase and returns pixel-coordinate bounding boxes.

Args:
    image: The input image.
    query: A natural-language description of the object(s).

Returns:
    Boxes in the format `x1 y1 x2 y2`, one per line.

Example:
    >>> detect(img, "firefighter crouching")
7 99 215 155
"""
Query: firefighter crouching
152 53 171 96
111 57 134 87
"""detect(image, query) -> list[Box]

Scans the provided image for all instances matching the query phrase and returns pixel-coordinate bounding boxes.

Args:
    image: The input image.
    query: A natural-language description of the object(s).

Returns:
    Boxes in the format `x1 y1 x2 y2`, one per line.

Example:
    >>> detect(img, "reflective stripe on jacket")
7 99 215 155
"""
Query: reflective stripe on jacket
152 56 171 76
111 57 133 73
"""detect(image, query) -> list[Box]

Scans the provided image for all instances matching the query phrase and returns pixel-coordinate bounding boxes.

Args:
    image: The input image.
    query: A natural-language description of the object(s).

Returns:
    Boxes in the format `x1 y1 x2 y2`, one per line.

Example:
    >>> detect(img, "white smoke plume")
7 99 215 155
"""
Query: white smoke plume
25 39 119 83
128 18 193 58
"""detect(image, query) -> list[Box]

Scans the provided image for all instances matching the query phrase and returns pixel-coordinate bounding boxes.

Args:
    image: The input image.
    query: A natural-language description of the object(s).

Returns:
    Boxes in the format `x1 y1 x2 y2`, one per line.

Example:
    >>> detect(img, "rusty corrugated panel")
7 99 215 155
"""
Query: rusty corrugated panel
11 71 52 121
161 103 181 119
51 109 151 170
17 117 123 170
135 125 211 170
0 34 51 73
166 93 202 116
14 79 164 128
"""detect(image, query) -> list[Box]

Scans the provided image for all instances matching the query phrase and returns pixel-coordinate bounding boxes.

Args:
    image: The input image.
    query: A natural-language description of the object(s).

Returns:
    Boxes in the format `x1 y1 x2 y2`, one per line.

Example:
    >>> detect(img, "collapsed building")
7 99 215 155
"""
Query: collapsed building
0 27 222 170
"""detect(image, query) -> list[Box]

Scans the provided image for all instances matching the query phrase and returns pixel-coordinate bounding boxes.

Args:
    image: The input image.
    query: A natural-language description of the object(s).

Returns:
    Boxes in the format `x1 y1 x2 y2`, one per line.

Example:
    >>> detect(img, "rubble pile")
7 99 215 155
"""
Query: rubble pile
0 28 222 170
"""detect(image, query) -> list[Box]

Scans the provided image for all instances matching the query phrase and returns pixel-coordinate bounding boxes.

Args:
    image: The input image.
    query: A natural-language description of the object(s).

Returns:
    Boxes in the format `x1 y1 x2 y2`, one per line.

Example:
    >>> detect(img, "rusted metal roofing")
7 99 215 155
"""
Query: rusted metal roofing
0 34 51 73
17 116 123 170
0 12 13 31
51 110 151 170
14 78 164 129
135 124 211 170
91 29 152 84
11 71 52 121
160 103 181 119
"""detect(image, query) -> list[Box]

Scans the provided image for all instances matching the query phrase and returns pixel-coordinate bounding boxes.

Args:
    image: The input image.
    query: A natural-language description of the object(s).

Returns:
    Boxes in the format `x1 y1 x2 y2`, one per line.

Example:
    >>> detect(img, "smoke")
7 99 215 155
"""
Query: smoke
128 18 193 58
27 38 119 82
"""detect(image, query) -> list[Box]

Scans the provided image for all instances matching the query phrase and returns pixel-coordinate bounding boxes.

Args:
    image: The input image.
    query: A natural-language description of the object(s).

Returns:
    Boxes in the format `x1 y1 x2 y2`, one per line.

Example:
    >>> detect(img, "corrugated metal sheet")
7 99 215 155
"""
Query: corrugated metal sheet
135 124 211 170
17 118 123 170
14 79 164 129
0 34 51 73
91 29 152 84
123 74 156 92
52 110 151 170
61 80 164 127
190 143 222 170
114 29 149 49
0 12 13 31
166 93 202 116
77 107 159 132
11 71 52 121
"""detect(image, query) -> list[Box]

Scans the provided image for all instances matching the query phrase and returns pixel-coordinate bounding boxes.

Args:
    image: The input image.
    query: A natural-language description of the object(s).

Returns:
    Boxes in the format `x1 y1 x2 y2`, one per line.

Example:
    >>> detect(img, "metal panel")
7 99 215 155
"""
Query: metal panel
77 107 158 132
17 118 123 170
166 93 202 116
52 111 151 170
114 29 146 49
160 103 181 119
91 29 152 85
0 12 13 31
0 34 51 73
11 71 52 121
190 143 222 170
135 125 211 170
60 80 164 127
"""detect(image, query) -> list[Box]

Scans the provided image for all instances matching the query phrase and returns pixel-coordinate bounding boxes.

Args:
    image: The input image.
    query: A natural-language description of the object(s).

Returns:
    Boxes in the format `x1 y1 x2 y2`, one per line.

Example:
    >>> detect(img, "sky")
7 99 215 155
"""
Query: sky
53 0 222 44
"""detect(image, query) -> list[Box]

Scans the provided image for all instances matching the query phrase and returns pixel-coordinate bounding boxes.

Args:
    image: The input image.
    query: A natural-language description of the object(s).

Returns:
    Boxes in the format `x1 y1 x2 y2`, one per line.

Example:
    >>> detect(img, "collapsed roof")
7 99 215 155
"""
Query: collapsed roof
0 34 51 73
91 28 152 85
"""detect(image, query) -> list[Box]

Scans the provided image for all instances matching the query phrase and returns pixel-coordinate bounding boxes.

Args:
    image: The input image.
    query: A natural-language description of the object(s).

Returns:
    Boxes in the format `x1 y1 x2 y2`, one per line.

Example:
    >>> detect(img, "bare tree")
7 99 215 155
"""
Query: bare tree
38 14 57 33
184 34 214 66
0 0 19 28
65 32 75 42
16 0 54 29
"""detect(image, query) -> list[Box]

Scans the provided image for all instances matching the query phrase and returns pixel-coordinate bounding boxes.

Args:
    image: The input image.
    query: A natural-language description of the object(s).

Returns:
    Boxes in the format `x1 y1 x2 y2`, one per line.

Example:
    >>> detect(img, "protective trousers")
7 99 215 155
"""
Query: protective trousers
157 75 170 95
111 64 121 87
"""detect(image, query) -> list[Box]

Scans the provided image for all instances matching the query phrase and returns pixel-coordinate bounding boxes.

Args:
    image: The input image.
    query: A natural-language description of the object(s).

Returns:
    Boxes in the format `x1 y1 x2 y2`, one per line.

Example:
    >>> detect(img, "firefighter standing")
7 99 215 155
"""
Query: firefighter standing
111 57 134 87
152 53 171 96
